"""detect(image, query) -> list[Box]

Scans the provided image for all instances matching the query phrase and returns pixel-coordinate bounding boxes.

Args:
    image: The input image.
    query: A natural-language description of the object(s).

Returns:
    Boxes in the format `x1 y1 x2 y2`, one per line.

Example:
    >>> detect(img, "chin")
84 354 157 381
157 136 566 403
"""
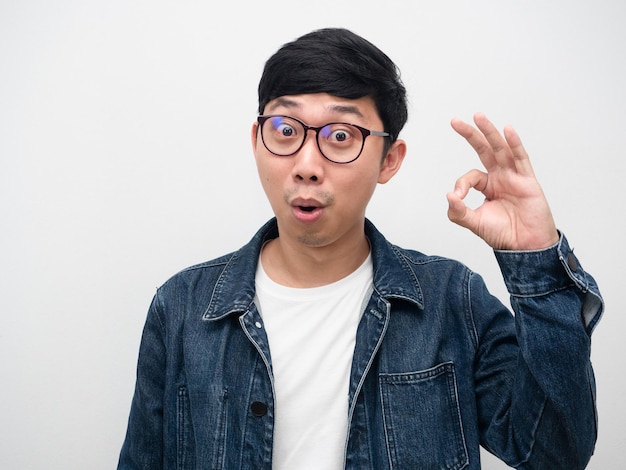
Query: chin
296 231 332 248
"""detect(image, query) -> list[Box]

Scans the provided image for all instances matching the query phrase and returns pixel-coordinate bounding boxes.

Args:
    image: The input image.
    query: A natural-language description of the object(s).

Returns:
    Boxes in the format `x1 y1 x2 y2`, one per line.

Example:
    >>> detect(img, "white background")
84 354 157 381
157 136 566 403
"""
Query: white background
1 1 624 468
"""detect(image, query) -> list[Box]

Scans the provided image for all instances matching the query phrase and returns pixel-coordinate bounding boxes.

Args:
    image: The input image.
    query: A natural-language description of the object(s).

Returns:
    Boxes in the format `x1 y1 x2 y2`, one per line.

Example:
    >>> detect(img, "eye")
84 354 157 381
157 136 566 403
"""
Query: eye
270 117 298 138
277 124 295 137
322 124 356 144
331 129 349 142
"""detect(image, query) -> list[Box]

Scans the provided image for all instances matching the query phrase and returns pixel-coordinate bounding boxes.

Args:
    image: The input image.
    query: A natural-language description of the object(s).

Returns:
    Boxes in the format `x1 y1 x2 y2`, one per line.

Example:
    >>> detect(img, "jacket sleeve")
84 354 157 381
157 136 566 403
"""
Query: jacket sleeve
117 291 167 469
473 232 603 469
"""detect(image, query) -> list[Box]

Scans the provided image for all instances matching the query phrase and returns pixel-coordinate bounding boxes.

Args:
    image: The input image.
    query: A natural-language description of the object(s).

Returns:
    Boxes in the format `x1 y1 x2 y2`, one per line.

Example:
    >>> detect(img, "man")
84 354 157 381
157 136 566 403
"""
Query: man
118 28 603 469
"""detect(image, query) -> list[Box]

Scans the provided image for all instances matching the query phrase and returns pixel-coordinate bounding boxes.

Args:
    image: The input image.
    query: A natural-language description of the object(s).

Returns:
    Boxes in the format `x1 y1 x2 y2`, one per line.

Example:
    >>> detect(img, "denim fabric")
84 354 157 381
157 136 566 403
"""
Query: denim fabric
118 218 603 469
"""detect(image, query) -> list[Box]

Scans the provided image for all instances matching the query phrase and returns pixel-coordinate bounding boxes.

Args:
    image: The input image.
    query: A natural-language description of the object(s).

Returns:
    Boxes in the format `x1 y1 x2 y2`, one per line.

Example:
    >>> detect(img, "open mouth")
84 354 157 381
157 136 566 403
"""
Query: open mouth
292 203 323 222
291 198 324 222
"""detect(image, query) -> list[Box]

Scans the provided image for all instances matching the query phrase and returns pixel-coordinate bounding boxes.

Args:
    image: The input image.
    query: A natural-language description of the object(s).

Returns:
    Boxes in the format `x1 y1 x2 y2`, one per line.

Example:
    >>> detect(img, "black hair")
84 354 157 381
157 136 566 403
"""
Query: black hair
257 28 408 142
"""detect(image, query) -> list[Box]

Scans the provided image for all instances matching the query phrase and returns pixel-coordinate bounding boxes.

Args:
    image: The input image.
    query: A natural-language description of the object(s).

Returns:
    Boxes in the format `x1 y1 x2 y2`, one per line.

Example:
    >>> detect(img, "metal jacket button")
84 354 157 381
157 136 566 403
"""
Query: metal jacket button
251 401 268 417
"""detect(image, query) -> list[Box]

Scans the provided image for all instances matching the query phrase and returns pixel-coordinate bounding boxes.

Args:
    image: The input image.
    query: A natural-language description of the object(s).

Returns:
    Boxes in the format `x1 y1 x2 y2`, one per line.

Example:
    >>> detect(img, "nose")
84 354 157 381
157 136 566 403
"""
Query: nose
292 130 324 182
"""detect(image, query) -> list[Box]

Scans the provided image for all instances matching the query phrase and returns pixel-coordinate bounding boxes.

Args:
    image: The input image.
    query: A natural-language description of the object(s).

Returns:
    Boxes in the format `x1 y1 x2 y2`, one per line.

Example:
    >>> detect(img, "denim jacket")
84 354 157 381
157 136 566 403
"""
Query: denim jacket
118 218 603 469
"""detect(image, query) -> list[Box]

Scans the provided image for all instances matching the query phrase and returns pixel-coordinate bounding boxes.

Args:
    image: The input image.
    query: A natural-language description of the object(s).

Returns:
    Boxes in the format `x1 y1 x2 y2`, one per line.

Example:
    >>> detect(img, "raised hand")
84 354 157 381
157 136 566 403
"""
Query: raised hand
446 112 559 251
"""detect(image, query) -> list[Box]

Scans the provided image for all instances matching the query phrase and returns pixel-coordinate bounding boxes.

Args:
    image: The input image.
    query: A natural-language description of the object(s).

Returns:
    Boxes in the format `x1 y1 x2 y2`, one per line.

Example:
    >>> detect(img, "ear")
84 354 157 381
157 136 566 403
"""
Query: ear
251 121 260 155
378 139 407 184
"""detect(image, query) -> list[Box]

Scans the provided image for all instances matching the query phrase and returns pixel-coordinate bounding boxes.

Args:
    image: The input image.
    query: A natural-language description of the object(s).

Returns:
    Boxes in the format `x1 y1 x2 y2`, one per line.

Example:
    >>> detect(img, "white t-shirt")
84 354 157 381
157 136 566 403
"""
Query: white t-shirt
254 254 373 469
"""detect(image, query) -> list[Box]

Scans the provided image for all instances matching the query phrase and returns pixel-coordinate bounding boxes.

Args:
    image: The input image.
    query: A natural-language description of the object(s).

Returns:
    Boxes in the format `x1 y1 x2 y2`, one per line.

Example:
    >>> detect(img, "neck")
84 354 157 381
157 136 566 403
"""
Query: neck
260 232 370 288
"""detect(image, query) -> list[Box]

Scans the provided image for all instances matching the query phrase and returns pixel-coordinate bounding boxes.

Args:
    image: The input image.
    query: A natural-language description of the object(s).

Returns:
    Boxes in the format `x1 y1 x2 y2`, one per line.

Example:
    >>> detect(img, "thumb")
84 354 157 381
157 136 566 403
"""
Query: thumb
446 190 474 230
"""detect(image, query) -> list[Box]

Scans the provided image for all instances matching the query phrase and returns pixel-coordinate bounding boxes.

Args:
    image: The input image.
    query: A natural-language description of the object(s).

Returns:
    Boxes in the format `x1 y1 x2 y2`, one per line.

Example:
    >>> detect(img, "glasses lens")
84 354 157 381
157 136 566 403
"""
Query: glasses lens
261 116 305 156
318 123 364 163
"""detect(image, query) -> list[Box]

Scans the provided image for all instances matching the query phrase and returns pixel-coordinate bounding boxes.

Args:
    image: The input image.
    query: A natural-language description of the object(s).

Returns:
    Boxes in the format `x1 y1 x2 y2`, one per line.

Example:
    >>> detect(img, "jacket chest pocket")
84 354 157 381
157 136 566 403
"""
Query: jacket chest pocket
379 362 469 470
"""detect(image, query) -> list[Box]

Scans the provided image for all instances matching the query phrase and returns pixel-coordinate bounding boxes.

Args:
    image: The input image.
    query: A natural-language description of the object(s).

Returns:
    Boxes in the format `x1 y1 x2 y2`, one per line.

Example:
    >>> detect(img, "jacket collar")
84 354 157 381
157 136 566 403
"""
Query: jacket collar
202 218 423 320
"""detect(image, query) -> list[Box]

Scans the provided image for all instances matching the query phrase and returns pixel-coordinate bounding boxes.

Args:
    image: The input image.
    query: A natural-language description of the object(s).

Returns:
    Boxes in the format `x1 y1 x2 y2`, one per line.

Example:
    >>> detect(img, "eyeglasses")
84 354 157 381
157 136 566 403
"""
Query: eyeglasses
257 115 390 164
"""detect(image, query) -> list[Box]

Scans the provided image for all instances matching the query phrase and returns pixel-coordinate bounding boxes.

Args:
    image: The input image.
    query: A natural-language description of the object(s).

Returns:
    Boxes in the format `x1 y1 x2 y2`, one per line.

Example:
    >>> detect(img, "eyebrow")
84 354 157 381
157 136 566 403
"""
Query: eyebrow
266 97 366 120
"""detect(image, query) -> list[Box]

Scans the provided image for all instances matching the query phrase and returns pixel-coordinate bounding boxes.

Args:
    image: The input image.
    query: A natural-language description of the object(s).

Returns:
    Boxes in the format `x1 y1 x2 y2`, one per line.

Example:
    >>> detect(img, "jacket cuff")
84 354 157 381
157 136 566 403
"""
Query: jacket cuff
493 231 589 297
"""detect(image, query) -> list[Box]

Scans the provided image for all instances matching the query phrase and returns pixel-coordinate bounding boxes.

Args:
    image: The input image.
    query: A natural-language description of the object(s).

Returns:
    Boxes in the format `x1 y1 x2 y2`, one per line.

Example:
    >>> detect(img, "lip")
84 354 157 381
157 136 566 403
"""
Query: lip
290 197 325 223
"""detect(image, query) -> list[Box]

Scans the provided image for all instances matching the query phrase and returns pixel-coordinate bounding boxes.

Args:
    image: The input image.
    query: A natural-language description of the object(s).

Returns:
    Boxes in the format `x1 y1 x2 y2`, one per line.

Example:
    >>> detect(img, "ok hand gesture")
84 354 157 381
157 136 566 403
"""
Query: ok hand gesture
447 113 559 251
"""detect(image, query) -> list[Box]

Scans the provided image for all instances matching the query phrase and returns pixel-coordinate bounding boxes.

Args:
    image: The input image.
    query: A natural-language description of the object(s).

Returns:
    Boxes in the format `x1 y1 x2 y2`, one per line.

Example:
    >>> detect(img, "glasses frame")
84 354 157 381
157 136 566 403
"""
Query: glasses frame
257 114 390 164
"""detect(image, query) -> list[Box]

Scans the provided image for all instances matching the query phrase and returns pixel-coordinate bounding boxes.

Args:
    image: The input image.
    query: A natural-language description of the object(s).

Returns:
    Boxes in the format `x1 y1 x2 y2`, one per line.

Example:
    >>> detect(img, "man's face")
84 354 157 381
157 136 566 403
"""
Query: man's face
251 93 405 250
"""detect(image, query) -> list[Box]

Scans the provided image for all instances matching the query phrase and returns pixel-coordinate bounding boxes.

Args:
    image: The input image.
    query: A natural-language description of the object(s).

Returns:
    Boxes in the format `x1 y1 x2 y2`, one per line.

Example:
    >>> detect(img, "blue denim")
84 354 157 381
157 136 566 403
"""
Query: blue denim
118 218 603 469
